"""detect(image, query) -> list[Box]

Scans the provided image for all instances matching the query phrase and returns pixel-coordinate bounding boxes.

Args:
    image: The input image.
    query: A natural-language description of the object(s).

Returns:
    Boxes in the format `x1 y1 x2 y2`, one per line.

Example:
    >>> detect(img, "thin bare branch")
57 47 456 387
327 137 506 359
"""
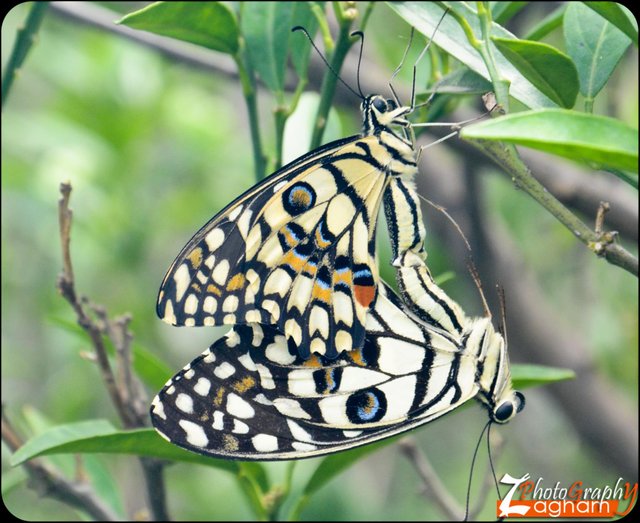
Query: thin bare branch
56 183 168 520
398 438 465 521
2 408 120 521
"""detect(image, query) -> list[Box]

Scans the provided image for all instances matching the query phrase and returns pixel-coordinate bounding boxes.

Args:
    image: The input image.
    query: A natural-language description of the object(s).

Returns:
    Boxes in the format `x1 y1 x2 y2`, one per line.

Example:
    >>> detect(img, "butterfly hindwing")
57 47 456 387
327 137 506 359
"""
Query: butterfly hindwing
151 284 483 460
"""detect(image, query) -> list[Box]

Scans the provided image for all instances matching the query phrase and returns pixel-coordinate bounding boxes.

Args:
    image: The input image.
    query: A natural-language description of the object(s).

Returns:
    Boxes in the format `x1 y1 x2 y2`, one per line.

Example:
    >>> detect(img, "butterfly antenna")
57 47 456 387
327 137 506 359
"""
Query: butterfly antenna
496 285 508 343
487 423 503 501
351 30 366 99
416 193 472 252
389 27 415 106
411 7 450 110
291 26 363 100
467 257 492 320
464 420 492 521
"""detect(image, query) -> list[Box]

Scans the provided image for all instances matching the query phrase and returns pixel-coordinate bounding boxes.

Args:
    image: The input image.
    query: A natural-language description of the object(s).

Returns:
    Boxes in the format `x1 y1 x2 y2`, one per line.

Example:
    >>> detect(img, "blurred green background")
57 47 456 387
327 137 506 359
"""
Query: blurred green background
2 2 638 520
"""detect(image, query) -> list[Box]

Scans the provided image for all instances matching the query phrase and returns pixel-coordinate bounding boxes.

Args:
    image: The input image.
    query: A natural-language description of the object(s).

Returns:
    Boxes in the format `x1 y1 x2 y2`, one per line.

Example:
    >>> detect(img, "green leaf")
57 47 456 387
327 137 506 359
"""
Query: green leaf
492 37 579 108
584 2 638 45
491 2 527 25
523 5 566 41
241 2 294 93
291 436 400 519
460 109 639 173
10 421 271 519
389 2 557 109
10 421 235 472
422 68 492 95
564 2 632 99
512 364 576 389
118 2 239 55
302 436 399 497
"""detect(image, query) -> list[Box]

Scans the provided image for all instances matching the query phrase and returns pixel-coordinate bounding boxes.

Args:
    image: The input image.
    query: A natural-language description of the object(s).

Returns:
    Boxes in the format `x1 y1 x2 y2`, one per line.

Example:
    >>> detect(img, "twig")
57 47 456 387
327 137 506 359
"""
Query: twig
2 407 120 521
56 183 169 520
398 438 465 521
56 183 135 428
465 139 638 276
1 2 49 107
417 144 638 479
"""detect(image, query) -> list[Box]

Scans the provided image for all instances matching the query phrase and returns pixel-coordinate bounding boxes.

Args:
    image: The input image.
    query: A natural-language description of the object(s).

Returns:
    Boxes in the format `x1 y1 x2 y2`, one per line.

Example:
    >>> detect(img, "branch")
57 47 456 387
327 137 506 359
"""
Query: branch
56 183 169 520
2 408 120 521
417 145 638 479
48 1 237 77
398 439 464 520
2 2 49 107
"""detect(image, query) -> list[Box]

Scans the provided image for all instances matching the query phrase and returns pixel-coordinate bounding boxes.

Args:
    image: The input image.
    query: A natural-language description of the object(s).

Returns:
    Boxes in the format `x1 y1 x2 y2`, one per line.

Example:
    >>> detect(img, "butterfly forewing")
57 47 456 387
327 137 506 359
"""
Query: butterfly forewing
157 125 418 359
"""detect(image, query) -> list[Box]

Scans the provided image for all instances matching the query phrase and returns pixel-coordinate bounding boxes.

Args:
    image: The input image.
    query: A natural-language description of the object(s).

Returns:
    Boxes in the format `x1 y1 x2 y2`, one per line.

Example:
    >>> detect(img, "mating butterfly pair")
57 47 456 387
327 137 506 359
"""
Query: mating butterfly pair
150 94 524 460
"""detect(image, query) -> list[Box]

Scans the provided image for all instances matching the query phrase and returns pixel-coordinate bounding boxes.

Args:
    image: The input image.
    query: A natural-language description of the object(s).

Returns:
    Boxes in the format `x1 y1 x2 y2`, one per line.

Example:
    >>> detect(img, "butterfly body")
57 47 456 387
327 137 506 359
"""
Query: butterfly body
157 95 427 359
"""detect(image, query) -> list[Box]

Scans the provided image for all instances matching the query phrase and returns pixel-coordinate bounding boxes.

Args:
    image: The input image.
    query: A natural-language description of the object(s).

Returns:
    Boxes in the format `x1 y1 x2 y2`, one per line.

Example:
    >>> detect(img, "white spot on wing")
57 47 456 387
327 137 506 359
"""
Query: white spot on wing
252 433 278 452
151 397 166 420
223 295 239 313
173 264 191 302
212 410 224 430
194 378 211 396
179 420 208 447
205 228 225 252
212 259 230 285
184 294 199 315
175 393 194 413
227 392 255 419
214 362 236 379
232 419 250 434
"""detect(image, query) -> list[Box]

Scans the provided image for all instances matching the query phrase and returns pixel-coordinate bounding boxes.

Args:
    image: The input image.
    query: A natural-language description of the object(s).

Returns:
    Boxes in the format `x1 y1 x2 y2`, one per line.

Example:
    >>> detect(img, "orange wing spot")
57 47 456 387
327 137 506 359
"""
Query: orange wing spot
213 386 226 406
282 250 307 272
281 228 300 248
226 273 246 291
350 348 366 367
207 284 223 297
231 376 256 393
187 247 203 269
311 282 331 303
199 413 210 422
354 284 375 308
191 282 202 293
315 228 331 249
333 270 352 287
291 188 312 207
303 354 323 368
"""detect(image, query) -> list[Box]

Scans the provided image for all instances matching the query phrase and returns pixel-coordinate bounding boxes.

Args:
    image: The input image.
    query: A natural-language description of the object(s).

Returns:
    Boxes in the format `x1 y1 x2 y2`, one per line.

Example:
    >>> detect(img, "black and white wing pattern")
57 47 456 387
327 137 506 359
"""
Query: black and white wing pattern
156 96 427 360
151 281 523 460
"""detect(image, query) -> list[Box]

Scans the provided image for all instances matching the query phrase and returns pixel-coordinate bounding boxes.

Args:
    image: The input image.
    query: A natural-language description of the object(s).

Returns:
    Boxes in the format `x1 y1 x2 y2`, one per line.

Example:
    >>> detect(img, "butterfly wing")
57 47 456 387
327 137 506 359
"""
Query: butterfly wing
157 134 402 359
151 284 482 460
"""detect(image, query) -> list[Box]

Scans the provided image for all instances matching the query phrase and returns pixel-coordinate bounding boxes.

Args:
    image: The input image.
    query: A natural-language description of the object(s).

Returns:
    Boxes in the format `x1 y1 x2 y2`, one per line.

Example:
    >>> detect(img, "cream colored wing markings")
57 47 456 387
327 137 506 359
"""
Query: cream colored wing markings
150 283 484 460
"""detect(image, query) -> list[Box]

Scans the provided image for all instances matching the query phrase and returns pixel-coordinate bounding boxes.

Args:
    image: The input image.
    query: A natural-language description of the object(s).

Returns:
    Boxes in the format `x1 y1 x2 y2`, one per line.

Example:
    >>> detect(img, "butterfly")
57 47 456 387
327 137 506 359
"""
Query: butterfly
156 94 427 360
150 254 524 460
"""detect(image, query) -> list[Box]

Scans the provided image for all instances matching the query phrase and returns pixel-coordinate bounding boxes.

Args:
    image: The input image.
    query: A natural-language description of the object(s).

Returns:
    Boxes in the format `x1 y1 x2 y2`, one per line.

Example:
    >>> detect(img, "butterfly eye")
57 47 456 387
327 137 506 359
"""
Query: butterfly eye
372 97 387 113
386 98 398 111
493 401 514 422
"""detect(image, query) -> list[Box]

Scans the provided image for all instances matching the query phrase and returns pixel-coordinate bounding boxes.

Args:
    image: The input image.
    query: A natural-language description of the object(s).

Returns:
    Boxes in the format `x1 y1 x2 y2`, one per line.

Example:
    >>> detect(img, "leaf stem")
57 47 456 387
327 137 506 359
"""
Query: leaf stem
466 139 638 275
1 2 49 108
236 51 267 181
309 4 358 149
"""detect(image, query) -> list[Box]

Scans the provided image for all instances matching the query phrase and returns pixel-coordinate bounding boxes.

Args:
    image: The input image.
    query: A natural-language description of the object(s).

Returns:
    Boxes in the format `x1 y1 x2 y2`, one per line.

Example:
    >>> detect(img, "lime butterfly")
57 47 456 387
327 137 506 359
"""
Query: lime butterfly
151 255 524 460
157 94 426 359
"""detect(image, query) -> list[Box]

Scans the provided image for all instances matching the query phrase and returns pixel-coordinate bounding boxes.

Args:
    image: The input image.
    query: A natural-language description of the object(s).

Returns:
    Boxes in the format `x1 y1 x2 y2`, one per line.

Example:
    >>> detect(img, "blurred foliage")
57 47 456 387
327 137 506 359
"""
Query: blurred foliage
2 1 638 521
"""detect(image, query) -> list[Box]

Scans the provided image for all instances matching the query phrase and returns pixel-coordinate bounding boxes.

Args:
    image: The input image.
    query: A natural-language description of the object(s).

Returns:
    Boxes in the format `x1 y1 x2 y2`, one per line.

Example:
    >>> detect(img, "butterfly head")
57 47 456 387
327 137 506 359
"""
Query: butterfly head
362 95 411 135
473 319 525 424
